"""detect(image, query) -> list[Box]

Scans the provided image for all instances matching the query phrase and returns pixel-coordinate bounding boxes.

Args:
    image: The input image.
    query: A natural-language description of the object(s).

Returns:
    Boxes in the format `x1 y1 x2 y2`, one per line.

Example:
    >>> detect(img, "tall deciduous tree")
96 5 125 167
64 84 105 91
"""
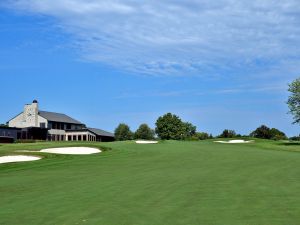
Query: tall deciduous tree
288 78 300 124
114 123 133 141
250 125 287 140
155 113 197 140
134 124 155 140
218 129 237 138
250 125 272 139
183 122 197 138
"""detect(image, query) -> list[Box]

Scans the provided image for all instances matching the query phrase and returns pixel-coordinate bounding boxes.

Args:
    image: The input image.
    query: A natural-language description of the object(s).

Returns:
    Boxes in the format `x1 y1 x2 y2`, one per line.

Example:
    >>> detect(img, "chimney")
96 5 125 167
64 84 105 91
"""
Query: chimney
23 100 39 127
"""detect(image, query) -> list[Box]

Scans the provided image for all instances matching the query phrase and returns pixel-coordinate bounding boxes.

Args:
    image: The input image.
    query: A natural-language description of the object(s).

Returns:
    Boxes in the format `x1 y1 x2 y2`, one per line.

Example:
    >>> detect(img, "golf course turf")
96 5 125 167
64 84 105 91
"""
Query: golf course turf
0 140 300 225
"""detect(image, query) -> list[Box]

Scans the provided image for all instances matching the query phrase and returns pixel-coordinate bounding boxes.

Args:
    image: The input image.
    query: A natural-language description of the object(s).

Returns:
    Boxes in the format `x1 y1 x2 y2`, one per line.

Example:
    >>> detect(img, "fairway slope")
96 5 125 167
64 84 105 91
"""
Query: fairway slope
1 140 300 225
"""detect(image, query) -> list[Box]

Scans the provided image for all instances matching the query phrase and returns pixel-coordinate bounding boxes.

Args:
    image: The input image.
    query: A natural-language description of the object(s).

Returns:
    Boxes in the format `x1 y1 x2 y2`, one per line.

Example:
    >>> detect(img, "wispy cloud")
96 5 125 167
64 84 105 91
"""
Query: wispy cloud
3 0 300 75
114 83 287 99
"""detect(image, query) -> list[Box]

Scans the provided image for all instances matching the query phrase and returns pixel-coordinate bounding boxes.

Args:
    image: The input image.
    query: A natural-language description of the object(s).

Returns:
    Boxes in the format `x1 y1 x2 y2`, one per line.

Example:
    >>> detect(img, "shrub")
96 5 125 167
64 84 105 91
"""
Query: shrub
15 139 36 143
196 132 210 140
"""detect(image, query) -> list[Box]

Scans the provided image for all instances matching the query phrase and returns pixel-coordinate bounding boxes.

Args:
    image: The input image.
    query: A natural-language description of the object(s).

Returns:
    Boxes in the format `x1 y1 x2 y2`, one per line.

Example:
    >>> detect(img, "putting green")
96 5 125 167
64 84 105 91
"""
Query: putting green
0 140 300 225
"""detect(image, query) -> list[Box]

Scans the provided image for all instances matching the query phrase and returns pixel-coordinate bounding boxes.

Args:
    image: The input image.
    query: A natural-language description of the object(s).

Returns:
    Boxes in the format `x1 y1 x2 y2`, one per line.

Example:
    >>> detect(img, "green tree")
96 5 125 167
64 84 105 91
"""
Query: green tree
183 122 197 138
155 113 185 140
219 129 237 138
250 125 271 139
250 125 287 140
289 135 300 141
270 128 287 140
114 123 133 141
288 78 300 124
134 124 155 140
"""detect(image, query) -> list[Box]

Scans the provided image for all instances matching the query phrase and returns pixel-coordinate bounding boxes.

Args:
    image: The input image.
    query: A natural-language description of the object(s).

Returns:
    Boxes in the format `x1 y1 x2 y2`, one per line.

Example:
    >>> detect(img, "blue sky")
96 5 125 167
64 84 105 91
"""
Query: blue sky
0 0 299 136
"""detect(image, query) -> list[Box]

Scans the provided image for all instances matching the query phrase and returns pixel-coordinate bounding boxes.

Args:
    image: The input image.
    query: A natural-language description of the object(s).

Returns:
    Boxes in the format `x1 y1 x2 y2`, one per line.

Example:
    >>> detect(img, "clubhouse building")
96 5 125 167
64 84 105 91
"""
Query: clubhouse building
1 100 114 142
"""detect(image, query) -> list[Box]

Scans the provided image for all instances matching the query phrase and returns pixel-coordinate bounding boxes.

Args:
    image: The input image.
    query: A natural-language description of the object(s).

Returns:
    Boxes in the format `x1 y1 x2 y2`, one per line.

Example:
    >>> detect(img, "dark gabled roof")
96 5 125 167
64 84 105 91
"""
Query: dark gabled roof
87 127 114 137
39 111 83 125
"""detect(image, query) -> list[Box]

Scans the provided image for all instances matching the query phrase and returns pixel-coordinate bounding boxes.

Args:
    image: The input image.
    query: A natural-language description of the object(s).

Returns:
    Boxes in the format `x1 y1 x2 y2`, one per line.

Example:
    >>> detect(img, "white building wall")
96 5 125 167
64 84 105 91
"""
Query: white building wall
65 131 96 141
48 129 66 135
37 116 48 128
9 113 26 128
9 102 39 128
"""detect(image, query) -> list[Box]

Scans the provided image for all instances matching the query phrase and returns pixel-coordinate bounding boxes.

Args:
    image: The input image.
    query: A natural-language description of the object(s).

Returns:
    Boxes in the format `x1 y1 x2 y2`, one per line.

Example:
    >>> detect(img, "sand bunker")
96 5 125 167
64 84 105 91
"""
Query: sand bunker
135 140 158 144
0 155 41 164
214 140 253 144
40 147 101 155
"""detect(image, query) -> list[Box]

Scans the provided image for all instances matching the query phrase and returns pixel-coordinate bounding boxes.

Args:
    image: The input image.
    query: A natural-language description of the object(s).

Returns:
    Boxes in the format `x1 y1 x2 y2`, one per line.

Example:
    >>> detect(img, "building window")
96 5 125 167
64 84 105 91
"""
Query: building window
68 135 72 141
73 135 77 141
40 123 46 128
66 124 71 130
61 135 64 141
83 135 87 141
78 135 82 141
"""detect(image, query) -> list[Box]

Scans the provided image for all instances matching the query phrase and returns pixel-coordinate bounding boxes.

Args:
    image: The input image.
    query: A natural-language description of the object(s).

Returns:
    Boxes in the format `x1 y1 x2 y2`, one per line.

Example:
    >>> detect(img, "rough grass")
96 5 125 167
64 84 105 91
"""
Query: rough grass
0 140 300 225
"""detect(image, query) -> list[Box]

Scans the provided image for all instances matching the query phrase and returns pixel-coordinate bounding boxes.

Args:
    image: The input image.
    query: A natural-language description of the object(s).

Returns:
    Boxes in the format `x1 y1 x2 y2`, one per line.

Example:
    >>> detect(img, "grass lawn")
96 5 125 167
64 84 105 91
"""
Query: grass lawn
0 139 300 225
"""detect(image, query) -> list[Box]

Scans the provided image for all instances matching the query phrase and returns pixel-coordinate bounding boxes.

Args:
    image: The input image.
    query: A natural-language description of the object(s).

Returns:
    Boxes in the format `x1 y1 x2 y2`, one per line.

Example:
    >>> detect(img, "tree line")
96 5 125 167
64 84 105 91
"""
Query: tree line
114 113 292 141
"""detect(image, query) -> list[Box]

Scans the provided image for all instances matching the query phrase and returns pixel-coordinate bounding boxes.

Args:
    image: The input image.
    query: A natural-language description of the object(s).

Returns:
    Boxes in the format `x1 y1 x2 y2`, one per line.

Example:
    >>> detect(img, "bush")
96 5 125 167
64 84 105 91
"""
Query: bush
196 132 211 140
15 139 37 143
134 124 155 140
114 123 133 141
185 132 213 141
0 137 14 143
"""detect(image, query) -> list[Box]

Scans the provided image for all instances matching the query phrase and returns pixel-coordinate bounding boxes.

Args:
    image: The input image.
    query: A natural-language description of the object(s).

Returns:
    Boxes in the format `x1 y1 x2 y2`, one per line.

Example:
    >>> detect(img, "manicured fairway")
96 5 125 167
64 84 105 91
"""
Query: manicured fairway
0 140 300 225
